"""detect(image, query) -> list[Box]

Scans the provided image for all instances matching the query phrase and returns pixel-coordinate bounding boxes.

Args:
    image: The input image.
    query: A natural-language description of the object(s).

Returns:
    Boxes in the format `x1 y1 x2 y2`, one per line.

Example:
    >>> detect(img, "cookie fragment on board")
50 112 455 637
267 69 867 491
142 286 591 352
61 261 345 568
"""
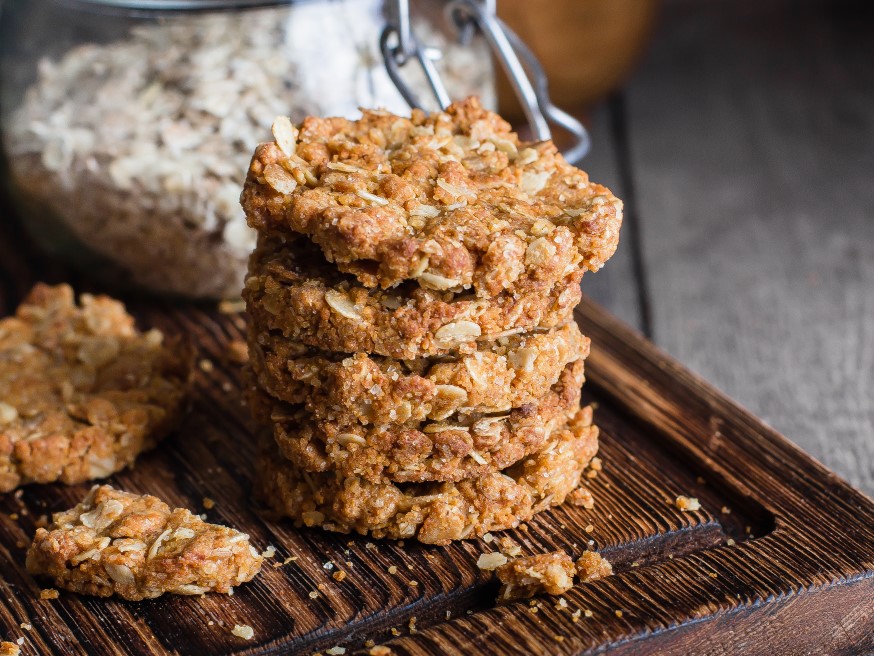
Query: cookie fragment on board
576 550 613 582
495 552 577 601
256 407 599 545
0 284 191 492
242 97 622 298
26 485 262 601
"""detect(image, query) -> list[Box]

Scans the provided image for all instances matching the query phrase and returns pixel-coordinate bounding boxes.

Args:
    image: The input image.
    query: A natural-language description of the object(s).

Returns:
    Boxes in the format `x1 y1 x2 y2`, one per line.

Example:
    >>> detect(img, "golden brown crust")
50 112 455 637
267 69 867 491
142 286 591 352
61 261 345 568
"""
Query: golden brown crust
575 550 613 583
496 552 576 601
244 235 581 359
252 359 586 483
26 485 262 601
255 406 599 545
248 322 589 426
0 284 192 492
242 98 622 298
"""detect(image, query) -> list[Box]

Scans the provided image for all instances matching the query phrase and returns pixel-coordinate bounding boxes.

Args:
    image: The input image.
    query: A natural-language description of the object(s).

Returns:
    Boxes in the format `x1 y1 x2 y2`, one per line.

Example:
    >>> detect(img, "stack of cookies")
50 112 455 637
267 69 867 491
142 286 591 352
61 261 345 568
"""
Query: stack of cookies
241 99 622 545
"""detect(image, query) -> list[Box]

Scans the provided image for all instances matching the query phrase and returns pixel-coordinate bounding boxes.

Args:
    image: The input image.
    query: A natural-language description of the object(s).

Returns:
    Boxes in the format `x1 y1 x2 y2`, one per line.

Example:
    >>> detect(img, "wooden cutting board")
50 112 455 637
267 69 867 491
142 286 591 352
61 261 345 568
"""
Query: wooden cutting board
0 231 872 655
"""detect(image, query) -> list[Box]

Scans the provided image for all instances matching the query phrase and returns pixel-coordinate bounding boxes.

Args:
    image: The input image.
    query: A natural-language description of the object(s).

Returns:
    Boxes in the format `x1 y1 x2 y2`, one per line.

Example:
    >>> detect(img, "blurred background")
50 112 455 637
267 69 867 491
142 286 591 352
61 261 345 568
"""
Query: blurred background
0 0 871 493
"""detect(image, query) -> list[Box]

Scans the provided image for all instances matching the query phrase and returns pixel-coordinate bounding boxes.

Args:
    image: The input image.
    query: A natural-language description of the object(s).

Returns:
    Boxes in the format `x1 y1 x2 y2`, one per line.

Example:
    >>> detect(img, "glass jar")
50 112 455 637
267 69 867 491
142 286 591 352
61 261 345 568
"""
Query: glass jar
0 0 495 299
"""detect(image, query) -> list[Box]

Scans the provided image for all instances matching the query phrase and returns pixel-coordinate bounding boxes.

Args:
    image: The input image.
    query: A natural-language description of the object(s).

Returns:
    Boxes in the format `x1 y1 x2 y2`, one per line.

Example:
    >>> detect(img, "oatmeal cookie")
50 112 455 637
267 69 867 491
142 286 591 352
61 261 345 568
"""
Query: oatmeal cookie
253 359 585 483
242 98 622 298
26 485 262 600
244 235 581 359
249 321 588 426
0 284 191 492
495 552 576 601
255 406 599 545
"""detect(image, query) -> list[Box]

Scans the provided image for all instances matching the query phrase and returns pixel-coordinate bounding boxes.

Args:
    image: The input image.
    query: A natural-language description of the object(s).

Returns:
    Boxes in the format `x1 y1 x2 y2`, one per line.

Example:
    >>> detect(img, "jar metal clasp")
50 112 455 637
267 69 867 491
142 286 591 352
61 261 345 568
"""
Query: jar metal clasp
381 0 591 162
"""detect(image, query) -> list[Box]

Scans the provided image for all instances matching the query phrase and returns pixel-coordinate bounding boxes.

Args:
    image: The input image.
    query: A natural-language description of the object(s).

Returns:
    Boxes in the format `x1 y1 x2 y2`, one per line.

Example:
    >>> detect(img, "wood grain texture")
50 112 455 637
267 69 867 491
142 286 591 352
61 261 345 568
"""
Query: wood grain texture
622 0 874 493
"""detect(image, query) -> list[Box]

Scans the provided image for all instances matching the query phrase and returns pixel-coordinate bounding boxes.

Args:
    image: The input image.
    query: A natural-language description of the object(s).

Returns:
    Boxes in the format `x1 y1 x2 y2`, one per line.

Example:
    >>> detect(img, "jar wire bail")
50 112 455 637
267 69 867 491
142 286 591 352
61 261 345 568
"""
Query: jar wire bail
380 0 591 162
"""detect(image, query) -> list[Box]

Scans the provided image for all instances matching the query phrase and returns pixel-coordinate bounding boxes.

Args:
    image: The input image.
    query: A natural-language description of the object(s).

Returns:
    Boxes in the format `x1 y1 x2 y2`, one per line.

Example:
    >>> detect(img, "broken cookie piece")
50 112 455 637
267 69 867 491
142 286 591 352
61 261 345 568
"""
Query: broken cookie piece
495 552 576 601
26 485 262 601
575 550 613 582
0 283 191 492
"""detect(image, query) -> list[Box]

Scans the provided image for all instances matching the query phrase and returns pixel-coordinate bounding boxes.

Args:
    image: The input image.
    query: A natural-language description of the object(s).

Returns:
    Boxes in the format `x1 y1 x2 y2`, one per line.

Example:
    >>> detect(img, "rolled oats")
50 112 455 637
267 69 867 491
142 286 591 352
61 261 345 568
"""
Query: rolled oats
6 7 492 298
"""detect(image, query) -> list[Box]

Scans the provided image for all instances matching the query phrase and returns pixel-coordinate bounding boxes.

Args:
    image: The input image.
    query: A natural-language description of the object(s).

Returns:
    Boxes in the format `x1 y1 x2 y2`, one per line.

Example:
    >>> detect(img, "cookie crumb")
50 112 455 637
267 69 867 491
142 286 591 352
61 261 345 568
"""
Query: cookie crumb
19 624 31 631
231 624 254 640
261 545 276 559
615 610 623 618
39 589 59 600
203 497 215 510
199 358 214 373
497 537 522 557
496 552 575 601
218 299 246 315
675 496 701 512
476 552 508 571
226 340 249 365
387 565 397 575
568 487 595 509
332 570 347 582
576 550 613 583
326 647 345 655
0 642 20 656
369 646 392 655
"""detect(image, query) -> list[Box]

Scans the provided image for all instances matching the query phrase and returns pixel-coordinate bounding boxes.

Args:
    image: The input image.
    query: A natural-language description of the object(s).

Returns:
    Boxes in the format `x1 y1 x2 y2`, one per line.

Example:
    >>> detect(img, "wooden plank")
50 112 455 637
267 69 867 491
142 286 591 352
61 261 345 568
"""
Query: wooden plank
624 0 874 493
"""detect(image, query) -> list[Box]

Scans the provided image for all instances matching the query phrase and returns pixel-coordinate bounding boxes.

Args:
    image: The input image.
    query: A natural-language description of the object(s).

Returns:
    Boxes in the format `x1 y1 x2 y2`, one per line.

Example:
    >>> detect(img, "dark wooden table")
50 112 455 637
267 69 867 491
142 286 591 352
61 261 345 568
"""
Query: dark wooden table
582 0 874 495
